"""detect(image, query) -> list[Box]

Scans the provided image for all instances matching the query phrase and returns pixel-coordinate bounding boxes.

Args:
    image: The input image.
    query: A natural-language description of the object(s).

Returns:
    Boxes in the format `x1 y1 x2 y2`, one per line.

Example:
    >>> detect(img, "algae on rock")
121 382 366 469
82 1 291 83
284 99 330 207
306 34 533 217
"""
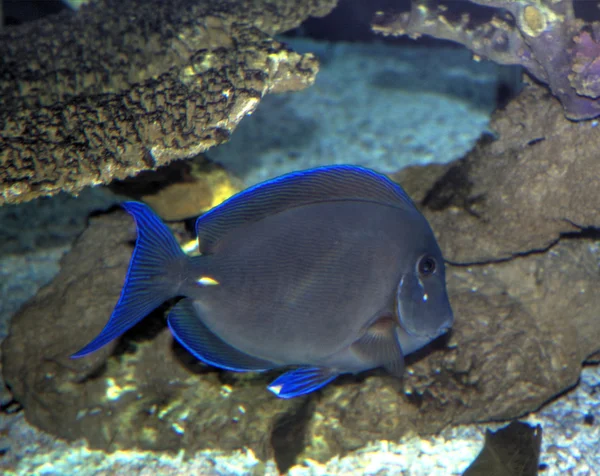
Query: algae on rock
0 0 338 206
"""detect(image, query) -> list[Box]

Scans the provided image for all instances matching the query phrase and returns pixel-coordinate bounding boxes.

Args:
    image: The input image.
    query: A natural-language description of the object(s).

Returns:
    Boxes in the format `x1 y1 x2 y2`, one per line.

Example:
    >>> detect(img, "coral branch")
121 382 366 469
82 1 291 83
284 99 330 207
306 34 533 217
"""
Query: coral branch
373 0 600 120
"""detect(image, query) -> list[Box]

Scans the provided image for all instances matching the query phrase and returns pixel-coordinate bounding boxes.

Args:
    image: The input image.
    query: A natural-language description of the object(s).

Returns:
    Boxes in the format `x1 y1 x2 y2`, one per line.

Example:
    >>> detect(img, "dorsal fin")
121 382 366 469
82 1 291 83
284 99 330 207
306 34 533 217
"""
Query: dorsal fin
195 165 416 253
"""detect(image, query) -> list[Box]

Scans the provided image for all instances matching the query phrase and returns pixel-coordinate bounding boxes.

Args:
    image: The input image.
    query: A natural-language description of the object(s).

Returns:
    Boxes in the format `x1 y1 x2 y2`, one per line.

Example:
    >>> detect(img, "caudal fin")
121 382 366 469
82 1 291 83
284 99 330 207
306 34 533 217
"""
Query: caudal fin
71 202 187 358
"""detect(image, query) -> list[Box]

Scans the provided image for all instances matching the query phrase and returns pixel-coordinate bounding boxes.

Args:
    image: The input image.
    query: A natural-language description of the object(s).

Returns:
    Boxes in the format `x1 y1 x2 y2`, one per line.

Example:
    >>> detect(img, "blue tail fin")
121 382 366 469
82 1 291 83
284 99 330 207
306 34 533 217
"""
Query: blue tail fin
71 202 187 358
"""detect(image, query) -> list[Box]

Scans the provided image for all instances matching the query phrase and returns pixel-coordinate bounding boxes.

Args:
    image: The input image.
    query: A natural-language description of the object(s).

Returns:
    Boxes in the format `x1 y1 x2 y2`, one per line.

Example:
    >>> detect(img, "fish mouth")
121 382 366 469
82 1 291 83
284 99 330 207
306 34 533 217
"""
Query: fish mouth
420 329 449 341
433 320 453 339
438 321 453 335
412 319 453 341
395 324 450 356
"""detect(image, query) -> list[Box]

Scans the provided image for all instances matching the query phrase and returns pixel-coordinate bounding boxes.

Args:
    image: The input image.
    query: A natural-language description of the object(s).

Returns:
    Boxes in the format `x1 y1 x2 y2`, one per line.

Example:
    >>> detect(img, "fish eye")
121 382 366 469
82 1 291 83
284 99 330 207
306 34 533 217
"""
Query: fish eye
417 255 437 277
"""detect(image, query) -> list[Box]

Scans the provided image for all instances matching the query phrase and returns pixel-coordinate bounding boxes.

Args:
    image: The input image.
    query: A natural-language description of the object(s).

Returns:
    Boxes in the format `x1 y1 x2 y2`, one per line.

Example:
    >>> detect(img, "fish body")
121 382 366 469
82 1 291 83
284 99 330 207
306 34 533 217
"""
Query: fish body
72 165 453 398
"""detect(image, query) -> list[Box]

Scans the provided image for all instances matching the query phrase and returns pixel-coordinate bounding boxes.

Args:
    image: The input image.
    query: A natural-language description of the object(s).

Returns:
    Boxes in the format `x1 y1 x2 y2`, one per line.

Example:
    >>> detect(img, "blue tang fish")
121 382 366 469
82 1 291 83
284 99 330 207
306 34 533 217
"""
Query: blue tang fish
72 165 453 398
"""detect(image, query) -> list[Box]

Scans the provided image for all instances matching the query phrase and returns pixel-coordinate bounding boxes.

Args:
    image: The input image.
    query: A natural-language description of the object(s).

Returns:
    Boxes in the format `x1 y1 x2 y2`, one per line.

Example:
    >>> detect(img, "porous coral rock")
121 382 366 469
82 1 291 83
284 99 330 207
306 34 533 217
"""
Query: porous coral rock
0 0 337 206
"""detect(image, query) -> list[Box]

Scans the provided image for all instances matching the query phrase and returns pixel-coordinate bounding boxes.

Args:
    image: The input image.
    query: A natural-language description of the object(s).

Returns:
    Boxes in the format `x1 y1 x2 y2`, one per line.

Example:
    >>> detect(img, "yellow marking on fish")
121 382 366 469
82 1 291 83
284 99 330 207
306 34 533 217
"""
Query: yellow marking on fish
182 239 199 255
197 276 220 286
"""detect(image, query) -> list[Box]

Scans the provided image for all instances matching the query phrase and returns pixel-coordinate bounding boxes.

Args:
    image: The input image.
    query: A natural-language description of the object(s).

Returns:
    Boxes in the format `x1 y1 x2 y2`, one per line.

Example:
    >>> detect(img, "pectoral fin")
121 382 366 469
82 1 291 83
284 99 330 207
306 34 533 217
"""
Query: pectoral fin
268 367 339 399
351 316 405 378
167 298 275 372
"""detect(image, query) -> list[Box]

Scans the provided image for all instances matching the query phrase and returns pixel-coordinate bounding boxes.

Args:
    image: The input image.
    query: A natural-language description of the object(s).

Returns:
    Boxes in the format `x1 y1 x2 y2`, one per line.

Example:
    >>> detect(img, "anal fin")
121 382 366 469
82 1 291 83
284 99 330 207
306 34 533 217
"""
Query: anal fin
351 316 405 378
167 298 275 372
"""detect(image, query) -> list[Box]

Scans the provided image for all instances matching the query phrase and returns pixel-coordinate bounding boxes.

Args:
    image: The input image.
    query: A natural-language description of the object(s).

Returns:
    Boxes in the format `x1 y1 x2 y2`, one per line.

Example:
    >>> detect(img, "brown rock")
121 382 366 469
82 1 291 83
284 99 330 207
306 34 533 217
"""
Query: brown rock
3 194 598 465
2 81 599 466
419 81 600 263
463 421 542 476
300 235 597 461
0 0 338 206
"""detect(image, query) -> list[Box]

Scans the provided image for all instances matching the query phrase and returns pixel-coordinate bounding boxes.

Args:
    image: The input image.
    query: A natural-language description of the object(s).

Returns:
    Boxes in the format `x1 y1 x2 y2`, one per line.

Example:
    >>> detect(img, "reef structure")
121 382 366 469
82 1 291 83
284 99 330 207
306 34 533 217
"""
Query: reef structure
3 80 600 469
0 0 337 206
373 0 600 121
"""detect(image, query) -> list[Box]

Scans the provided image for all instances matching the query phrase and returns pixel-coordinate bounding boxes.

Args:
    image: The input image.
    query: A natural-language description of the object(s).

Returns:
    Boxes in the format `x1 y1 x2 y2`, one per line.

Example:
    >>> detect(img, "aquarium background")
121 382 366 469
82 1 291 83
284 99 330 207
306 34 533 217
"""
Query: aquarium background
1 0 599 474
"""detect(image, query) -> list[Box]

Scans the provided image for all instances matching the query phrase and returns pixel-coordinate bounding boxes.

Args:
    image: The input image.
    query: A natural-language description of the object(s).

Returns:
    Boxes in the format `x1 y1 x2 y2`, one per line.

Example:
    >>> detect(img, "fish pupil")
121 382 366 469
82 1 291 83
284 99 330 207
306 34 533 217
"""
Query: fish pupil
418 256 436 276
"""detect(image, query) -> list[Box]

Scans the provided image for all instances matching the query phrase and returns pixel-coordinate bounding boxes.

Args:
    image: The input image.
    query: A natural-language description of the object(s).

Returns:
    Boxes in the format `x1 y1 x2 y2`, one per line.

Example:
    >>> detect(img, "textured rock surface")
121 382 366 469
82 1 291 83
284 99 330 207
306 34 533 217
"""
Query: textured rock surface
0 0 337 206
419 81 600 263
3 81 599 466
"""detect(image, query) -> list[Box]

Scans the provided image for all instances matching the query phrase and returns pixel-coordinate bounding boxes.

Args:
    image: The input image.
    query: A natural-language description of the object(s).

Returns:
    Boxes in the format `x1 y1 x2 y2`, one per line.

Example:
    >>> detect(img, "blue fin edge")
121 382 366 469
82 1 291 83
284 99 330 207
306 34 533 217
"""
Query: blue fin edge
71 202 186 358
267 367 339 399
167 298 274 372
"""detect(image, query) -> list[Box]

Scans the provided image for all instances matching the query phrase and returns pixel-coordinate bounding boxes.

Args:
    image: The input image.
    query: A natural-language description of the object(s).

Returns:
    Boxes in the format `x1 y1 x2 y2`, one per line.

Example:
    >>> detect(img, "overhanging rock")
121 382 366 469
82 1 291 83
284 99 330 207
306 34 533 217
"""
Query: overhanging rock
0 0 338 205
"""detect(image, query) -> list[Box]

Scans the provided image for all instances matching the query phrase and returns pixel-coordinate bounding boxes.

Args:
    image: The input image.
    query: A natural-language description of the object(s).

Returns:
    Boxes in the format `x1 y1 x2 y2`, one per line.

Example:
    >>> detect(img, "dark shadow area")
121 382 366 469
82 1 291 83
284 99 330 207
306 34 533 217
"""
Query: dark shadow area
368 49 522 113
3 0 66 26
271 397 315 474
71 361 108 385
283 0 508 48
170 337 215 375
284 0 406 43
429 0 504 28
420 132 499 217
404 331 453 367
111 300 173 357
574 0 600 22
109 160 201 201
421 158 475 211
372 68 493 112
0 187 120 257
559 224 600 241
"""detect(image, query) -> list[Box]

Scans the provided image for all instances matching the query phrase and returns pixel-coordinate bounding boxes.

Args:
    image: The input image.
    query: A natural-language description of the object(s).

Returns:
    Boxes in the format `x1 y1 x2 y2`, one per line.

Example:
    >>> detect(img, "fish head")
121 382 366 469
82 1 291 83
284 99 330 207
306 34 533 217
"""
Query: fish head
395 247 453 352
